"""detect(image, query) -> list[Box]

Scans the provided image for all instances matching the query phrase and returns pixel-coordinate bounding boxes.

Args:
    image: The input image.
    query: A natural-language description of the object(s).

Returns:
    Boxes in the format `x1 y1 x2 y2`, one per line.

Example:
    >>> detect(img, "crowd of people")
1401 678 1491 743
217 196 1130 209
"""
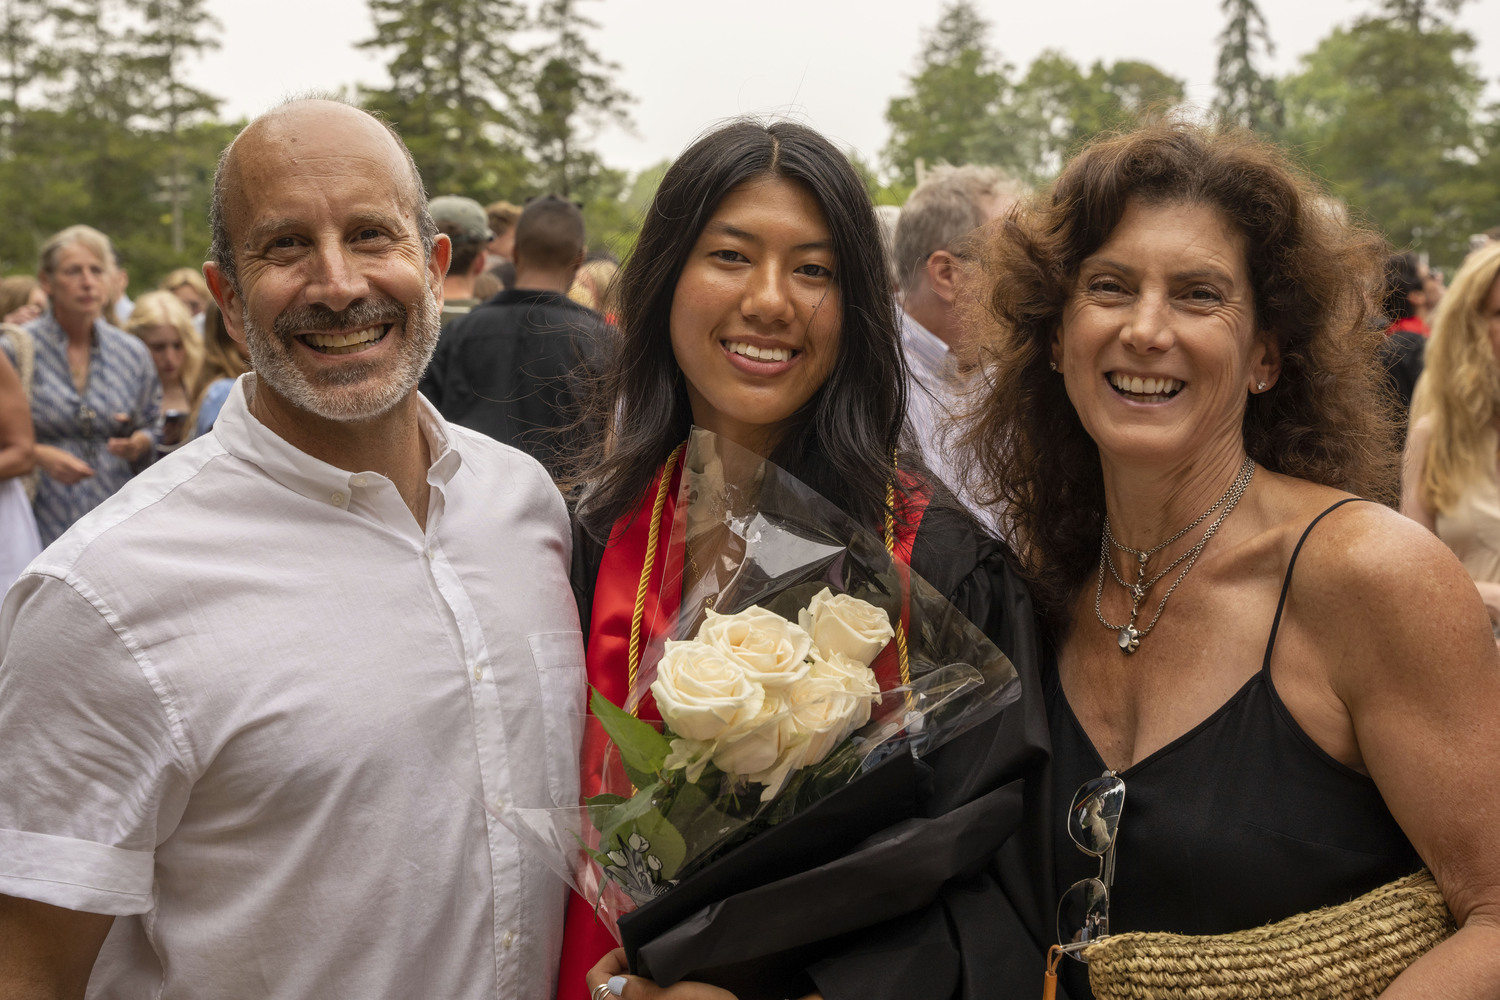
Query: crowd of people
1 96 1499 1000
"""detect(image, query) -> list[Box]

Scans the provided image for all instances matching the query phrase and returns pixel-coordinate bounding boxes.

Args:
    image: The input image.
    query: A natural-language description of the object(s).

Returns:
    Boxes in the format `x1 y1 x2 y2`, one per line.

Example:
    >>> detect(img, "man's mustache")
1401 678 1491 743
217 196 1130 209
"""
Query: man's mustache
272 297 407 337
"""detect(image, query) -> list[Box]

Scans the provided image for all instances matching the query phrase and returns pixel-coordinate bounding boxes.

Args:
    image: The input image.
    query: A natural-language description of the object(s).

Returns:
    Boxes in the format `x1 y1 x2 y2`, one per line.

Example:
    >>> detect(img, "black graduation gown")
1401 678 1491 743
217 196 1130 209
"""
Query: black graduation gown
569 501 1052 1000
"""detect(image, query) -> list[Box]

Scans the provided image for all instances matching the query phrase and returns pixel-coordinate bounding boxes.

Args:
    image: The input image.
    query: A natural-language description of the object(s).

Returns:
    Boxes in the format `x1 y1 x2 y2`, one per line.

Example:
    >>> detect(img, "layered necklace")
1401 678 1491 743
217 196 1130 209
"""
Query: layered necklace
1094 456 1255 654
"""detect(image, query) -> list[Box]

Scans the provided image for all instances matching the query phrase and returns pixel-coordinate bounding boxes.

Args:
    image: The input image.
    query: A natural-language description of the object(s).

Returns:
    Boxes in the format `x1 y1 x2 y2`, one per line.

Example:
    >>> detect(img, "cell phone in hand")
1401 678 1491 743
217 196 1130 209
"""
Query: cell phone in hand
161 410 186 446
108 413 138 439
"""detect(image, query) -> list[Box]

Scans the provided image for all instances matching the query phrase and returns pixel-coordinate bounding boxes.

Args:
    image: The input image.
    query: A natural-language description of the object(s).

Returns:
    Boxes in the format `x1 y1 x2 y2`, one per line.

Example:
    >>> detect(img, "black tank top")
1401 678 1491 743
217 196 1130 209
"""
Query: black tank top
1050 499 1420 999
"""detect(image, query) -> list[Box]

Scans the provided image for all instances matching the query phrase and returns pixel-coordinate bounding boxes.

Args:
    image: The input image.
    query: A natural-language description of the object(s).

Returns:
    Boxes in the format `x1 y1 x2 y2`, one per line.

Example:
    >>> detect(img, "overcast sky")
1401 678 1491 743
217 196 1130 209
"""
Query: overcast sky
195 0 1499 178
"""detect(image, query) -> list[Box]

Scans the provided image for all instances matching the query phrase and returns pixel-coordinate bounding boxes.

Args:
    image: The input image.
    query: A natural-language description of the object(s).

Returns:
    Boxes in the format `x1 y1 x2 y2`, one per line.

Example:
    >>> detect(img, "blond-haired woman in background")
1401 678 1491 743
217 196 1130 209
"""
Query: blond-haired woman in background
189 299 250 437
126 290 203 455
1403 241 1500 626
159 267 212 324
0 275 47 326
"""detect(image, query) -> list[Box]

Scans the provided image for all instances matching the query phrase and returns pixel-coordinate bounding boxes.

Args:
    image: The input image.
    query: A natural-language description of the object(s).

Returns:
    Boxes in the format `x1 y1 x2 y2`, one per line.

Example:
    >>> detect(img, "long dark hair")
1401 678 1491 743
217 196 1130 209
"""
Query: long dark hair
570 119 909 542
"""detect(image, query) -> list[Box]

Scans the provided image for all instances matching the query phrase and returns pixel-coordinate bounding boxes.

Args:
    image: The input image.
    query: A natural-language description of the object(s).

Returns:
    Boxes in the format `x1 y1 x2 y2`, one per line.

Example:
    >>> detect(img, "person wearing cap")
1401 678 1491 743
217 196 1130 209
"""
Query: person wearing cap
420 195 607 479
429 194 494 325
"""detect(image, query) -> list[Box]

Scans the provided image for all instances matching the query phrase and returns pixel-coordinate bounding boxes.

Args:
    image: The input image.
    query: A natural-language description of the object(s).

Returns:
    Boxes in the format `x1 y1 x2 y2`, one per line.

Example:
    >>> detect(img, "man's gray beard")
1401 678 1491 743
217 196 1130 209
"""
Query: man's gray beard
241 288 441 423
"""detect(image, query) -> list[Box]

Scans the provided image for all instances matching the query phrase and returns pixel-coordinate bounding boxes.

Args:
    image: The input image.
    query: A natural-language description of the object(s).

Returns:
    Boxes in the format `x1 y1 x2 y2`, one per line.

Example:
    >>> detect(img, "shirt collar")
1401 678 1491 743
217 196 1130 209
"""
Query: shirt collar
900 309 958 381
213 374 464 511
31 311 115 345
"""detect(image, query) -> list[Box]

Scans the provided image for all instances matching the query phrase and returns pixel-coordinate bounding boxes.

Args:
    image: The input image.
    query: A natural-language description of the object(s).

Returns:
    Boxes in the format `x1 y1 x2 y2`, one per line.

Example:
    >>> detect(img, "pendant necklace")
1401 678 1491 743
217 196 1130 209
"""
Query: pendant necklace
1094 456 1255 654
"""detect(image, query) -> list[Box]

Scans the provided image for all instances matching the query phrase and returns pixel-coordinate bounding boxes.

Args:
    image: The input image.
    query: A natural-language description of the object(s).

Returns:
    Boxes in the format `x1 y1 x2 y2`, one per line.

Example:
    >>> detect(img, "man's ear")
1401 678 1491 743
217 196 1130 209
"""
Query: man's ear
467 249 486 277
924 250 962 305
429 234 452 308
203 263 247 348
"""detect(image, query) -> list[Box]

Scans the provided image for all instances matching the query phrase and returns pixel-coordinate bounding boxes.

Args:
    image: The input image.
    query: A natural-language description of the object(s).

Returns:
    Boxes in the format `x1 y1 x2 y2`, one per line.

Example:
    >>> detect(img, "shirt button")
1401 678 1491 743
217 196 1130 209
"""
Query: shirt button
349 475 367 488
502 930 514 949
330 491 346 506
472 664 482 682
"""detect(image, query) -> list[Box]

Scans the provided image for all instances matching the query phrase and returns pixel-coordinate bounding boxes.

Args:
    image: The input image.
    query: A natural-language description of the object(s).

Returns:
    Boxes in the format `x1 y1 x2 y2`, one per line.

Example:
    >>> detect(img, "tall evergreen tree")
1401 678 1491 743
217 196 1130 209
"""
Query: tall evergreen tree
359 0 531 200
521 0 633 199
124 0 222 254
882 0 1013 184
50 0 132 122
1280 0 1485 264
1376 0 1464 31
1213 0 1280 130
0 0 49 150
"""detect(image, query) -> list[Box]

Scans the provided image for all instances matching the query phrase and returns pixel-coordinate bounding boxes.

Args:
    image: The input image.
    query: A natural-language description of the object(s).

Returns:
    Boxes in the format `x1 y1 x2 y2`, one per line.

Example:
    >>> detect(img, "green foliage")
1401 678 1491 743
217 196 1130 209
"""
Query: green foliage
883 0 1011 185
358 0 532 203
588 687 670 788
1280 1 1489 266
0 0 234 288
1214 0 1281 131
883 2 1183 187
1007 53 1184 184
121 0 221 255
520 0 634 199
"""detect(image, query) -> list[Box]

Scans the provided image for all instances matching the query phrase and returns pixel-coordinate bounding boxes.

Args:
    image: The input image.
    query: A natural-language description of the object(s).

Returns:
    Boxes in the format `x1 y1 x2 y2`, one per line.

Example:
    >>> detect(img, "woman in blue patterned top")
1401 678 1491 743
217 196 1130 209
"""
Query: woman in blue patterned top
1 226 160 545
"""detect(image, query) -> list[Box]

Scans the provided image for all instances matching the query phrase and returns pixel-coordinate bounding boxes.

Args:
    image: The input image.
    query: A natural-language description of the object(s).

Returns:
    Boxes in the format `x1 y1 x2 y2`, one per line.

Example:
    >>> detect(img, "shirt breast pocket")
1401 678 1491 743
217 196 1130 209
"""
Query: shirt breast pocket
527 630 586 808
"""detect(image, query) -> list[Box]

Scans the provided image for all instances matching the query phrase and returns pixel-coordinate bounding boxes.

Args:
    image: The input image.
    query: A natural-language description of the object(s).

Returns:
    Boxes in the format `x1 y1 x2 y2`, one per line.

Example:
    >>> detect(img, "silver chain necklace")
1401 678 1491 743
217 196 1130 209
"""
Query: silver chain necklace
1094 456 1256 654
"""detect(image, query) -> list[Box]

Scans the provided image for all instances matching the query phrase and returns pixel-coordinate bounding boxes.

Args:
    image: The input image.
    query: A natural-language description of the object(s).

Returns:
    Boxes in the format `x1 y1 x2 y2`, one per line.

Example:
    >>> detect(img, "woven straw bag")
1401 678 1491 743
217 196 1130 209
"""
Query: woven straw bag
1085 870 1454 1000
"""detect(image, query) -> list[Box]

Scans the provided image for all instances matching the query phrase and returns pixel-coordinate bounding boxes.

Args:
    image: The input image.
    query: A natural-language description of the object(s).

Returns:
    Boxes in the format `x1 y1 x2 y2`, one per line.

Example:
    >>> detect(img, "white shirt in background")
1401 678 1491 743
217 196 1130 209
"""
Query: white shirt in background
900 310 1006 536
0 374 584 1000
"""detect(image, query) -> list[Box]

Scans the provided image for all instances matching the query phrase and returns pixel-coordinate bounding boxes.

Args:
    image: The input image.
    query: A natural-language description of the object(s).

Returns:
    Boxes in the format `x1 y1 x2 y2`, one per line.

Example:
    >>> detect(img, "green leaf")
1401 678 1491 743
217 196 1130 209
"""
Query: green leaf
598 783 663 836
590 687 671 783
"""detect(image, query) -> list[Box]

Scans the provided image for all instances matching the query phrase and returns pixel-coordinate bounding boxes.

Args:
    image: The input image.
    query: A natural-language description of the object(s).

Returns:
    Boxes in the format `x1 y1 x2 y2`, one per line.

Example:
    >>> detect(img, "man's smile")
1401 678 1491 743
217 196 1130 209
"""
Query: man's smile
298 324 392 355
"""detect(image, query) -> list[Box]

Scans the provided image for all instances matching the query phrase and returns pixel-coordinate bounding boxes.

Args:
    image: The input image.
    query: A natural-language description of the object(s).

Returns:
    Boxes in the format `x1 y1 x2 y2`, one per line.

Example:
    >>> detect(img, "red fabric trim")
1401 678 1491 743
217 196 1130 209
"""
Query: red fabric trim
560 458 685 996
870 472 930 693
1386 316 1430 338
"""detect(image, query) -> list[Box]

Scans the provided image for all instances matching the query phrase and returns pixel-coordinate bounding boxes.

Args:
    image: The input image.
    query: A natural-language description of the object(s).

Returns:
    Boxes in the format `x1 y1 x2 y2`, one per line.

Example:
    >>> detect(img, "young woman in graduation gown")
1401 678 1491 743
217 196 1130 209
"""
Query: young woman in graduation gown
557 120 1047 1000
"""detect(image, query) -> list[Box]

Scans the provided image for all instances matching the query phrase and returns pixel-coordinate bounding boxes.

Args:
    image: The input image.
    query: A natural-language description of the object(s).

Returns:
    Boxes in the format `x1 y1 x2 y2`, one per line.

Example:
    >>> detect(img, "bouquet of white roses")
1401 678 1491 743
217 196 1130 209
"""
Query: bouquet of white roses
494 429 1023 996
657 591 889 799
583 588 894 907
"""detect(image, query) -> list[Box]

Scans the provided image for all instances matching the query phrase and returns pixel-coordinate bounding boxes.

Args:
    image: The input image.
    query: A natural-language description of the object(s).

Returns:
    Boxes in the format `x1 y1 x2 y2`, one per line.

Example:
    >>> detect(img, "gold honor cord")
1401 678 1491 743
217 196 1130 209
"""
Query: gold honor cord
627 442 686 713
882 465 913 693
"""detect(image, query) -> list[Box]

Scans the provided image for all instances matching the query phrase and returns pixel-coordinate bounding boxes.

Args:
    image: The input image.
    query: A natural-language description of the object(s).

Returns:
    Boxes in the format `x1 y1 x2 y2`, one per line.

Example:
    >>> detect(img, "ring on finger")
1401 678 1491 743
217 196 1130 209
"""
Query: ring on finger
592 983 614 1000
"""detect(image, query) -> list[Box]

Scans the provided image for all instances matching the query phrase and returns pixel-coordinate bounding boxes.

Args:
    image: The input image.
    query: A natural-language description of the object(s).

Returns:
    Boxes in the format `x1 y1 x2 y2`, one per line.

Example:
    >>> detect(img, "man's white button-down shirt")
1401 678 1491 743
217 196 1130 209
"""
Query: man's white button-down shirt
0 375 584 999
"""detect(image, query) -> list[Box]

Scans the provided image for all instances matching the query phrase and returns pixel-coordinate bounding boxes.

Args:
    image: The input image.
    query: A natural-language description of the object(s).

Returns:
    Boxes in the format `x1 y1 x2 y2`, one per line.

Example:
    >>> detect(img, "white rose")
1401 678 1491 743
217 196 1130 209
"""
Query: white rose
696 606 814 689
740 653 882 801
788 652 880 762
710 691 791 779
651 639 765 743
797 588 895 666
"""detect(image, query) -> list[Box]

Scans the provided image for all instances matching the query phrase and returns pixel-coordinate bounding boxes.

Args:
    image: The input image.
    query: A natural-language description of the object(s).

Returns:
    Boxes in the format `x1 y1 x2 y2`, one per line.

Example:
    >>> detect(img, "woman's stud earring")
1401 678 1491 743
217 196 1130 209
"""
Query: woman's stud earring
1050 361 1059 371
1257 380 1267 391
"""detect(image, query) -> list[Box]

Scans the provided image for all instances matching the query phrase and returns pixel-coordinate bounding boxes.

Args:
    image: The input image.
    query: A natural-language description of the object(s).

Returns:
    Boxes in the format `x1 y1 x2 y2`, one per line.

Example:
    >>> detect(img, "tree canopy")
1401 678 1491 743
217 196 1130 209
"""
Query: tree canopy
882 0 1496 268
0 0 1495 288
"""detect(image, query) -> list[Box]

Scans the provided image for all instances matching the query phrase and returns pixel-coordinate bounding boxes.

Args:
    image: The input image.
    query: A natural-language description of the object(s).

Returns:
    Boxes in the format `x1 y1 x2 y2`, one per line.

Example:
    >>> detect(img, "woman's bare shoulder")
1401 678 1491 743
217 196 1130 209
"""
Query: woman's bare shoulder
1271 480 1491 676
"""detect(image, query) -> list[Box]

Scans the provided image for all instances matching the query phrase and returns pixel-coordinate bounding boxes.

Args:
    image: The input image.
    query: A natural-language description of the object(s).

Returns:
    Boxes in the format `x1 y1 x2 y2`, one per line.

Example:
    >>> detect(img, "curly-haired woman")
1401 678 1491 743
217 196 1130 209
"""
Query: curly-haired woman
963 121 1500 997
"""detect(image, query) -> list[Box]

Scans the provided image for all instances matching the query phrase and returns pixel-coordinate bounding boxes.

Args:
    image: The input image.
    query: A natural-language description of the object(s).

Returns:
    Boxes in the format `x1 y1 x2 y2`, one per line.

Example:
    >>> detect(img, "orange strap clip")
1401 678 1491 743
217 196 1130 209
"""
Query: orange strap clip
1042 944 1065 1000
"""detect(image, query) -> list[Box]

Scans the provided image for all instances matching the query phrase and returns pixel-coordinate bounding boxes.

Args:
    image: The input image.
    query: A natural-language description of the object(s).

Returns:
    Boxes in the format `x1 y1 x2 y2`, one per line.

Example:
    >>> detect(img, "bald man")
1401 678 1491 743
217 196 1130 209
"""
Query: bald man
0 100 583 999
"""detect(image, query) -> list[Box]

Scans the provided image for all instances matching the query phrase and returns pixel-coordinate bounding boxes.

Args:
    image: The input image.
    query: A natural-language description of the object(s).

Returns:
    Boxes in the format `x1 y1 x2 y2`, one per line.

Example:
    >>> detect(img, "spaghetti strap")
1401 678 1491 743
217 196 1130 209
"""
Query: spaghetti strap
1261 497 1374 671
